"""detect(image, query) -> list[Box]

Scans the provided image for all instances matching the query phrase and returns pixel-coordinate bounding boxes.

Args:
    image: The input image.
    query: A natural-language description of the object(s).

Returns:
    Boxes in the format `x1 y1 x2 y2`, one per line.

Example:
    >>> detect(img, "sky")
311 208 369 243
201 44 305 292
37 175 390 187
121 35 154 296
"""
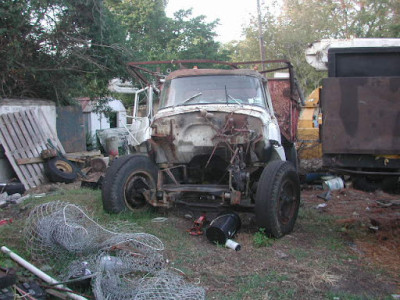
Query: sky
165 0 259 43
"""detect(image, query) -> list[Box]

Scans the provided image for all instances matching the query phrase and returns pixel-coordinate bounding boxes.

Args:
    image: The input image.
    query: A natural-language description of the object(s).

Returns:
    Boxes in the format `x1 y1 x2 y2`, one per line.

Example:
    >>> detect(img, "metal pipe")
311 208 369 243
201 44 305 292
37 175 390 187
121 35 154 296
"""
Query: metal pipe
332 168 400 176
133 86 148 118
128 59 238 69
1 246 88 300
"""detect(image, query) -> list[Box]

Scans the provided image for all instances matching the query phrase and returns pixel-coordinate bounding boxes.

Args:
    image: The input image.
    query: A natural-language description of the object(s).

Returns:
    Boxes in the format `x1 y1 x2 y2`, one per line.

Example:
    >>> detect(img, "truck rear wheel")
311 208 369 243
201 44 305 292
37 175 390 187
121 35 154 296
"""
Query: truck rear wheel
102 155 158 213
255 160 300 238
102 154 141 204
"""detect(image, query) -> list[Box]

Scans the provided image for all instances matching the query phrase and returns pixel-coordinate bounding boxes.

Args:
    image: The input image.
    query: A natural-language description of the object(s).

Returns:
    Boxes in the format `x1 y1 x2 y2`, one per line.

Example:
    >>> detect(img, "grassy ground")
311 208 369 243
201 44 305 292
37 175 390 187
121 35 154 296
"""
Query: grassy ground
0 187 398 299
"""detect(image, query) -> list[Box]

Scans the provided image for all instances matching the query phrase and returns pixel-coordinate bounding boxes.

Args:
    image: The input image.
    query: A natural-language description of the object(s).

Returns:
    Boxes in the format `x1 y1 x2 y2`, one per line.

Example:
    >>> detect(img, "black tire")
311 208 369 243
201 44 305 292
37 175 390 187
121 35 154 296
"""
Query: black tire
44 157 77 183
101 154 142 203
1 182 25 195
255 160 300 238
102 154 158 213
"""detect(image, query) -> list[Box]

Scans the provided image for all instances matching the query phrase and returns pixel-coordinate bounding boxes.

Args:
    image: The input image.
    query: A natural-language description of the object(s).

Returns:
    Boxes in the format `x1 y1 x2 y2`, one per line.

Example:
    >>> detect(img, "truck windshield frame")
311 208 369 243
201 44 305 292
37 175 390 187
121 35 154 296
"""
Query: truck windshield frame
159 75 267 109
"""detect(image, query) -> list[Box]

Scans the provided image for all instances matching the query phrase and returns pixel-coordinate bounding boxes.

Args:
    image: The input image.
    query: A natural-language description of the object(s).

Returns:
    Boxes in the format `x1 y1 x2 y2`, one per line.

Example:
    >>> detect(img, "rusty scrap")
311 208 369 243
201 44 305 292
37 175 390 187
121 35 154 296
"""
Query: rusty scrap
188 214 207 236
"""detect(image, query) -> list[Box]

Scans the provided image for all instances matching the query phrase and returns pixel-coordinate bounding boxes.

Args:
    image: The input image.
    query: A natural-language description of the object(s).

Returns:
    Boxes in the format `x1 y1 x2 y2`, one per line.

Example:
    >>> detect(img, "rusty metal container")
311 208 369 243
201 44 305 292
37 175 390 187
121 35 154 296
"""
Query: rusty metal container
321 47 400 173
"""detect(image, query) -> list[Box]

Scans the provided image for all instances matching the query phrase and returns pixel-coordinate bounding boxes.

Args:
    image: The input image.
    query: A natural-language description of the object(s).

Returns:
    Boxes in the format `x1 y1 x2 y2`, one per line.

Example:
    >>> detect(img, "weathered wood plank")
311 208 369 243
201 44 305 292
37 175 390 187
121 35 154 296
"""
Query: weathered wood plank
25 109 49 153
15 111 46 179
0 116 30 189
16 157 44 165
18 110 46 174
8 112 42 186
1 113 36 187
9 112 44 185
17 157 86 165
66 150 102 157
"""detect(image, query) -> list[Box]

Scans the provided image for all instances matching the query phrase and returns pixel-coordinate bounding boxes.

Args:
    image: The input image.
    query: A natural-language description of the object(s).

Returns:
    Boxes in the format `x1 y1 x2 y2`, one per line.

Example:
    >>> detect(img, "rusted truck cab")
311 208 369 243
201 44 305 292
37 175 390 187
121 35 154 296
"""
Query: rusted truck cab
102 61 303 237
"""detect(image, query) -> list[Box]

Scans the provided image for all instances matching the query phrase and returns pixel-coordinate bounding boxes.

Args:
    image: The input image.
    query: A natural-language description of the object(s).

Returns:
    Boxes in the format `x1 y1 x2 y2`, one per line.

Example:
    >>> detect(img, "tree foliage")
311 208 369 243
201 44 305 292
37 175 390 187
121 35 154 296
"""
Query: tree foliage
163 9 228 61
106 0 228 61
0 0 227 103
228 0 400 94
0 0 132 103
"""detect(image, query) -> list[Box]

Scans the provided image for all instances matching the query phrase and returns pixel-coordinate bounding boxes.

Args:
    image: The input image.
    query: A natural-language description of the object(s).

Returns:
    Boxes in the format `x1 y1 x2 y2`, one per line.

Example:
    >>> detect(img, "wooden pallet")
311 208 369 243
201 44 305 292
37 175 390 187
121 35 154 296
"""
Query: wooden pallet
0 108 65 190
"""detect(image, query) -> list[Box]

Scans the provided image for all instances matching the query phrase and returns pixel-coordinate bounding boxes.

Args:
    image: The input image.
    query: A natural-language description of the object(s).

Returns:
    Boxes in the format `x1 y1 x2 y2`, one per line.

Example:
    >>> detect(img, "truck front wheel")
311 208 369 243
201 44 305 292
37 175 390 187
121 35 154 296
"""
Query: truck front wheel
102 155 158 213
255 160 300 238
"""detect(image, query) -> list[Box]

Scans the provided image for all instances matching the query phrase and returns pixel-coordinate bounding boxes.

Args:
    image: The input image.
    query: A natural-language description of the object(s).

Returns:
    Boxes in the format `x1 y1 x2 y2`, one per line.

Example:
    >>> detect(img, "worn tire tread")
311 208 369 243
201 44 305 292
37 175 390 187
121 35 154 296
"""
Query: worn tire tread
44 157 77 184
102 155 137 207
102 154 157 213
255 160 300 238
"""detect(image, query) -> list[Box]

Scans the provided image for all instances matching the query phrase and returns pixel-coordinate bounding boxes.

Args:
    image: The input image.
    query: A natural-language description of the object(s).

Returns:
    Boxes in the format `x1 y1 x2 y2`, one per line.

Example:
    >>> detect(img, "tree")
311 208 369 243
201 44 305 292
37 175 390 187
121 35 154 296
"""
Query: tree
105 1 229 62
162 9 228 61
349 0 400 37
104 0 169 61
0 0 229 103
0 0 132 103
228 0 400 94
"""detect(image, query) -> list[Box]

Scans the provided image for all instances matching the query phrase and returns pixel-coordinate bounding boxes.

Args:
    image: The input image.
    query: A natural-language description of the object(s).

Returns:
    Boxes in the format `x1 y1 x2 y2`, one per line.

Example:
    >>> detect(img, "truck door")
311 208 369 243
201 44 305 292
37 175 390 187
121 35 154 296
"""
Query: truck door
127 86 153 146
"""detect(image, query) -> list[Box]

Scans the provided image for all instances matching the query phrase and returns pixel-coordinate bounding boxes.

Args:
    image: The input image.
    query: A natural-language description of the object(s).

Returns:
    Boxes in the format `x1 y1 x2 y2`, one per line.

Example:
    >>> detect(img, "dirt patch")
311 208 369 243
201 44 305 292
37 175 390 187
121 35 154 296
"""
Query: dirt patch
301 186 400 286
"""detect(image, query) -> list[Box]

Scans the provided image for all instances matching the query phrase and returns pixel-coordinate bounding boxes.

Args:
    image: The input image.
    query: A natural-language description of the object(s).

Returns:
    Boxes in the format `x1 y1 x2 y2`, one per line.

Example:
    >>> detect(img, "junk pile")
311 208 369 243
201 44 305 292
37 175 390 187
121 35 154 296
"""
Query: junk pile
18 201 205 300
0 265 47 300
186 212 242 251
0 192 30 208
0 182 27 208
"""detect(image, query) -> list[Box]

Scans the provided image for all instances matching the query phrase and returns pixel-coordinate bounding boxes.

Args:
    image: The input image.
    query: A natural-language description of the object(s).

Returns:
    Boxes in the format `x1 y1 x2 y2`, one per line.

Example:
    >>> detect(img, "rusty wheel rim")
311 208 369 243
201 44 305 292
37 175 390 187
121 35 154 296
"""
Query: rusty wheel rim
278 179 297 225
55 160 73 173
123 171 154 211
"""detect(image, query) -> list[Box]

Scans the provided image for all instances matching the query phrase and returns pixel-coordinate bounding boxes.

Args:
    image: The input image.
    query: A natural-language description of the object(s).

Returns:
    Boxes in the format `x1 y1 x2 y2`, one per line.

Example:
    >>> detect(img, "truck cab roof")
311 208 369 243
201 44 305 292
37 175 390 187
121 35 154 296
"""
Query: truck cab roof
165 68 265 80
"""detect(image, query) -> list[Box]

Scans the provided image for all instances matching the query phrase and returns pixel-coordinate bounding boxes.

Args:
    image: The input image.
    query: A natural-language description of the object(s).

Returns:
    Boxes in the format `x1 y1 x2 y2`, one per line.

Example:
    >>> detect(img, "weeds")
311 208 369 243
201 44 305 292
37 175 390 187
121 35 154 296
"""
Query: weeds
253 228 274 247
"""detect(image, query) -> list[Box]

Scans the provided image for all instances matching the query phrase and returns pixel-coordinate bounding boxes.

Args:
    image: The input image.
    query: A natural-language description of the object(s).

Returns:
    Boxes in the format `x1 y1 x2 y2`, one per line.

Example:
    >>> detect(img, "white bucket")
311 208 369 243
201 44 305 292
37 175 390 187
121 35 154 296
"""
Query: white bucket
323 177 344 191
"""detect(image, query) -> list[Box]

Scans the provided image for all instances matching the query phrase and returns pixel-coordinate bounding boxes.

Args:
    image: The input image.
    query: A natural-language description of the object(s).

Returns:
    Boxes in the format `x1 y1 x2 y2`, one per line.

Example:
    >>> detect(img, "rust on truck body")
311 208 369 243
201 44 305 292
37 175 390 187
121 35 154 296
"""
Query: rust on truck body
322 77 400 155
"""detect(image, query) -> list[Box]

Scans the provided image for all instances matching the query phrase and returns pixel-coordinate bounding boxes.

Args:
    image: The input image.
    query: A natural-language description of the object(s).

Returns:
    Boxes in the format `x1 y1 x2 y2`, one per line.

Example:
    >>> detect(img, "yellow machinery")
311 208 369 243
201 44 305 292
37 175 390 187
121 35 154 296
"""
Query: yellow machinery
296 88 322 159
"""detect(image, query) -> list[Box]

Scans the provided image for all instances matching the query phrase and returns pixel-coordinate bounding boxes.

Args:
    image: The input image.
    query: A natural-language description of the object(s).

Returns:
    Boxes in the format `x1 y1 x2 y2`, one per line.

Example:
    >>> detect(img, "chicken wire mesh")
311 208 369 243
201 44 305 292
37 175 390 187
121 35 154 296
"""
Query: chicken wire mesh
24 201 164 258
93 268 205 300
24 201 205 300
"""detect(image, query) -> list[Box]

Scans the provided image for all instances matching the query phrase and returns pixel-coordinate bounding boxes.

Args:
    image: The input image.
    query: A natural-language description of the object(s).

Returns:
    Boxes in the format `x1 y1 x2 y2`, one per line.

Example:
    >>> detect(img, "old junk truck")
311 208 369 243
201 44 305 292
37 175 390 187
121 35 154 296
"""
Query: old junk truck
102 60 304 238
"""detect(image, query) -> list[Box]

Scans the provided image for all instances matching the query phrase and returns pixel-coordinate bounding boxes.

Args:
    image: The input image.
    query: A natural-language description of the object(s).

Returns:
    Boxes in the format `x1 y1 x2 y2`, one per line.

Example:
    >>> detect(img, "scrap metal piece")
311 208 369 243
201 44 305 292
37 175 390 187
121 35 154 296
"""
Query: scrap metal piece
0 218 13 226
188 214 207 236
